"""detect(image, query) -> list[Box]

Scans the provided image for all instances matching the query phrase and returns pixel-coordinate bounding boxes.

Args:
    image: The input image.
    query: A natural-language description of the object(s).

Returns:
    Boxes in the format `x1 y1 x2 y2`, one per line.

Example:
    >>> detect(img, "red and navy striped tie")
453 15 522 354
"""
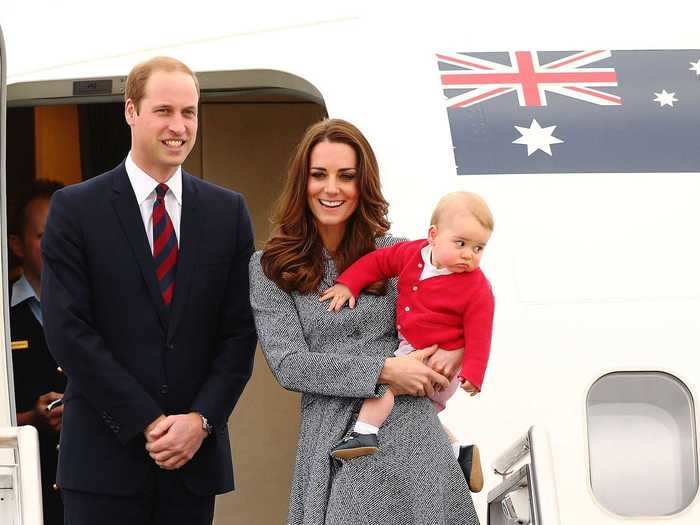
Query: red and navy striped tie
152 183 178 306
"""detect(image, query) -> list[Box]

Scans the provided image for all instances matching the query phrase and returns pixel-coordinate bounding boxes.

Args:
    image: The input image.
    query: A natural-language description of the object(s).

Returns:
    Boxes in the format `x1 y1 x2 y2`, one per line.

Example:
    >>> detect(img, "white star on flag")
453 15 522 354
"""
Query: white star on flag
512 119 564 156
653 89 678 107
690 60 700 76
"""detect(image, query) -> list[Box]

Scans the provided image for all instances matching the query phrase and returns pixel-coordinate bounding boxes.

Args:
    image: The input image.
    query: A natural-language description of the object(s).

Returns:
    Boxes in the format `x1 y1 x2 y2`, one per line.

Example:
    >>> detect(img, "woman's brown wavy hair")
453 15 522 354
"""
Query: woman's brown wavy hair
261 118 390 294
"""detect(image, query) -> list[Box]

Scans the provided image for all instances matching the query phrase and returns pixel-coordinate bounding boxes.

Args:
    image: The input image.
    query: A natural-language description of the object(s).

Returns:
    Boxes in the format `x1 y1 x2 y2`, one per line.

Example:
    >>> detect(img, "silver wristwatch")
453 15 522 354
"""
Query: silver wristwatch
200 414 213 436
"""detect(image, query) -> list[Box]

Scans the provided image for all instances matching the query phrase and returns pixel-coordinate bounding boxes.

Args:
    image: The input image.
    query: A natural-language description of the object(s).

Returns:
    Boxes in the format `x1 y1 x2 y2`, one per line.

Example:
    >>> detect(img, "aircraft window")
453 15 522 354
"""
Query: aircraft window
586 371 698 516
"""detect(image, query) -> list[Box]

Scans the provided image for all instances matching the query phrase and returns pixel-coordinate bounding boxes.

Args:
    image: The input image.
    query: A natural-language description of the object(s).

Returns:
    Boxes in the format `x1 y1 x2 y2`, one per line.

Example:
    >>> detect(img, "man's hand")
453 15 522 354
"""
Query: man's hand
144 414 167 443
17 392 64 432
145 413 208 470
319 284 356 311
379 345 450 397
426 347 464 381
460 378 479 397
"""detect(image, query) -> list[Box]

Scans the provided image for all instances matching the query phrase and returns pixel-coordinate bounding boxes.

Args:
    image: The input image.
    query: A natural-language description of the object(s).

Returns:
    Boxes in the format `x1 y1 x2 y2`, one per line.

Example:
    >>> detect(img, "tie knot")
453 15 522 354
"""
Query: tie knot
155 183 169 199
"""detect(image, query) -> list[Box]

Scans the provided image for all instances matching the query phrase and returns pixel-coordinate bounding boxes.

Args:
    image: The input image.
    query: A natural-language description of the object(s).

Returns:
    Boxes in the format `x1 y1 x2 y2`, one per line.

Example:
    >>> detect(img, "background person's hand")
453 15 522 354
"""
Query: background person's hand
19 391 64 432
145 413 208 470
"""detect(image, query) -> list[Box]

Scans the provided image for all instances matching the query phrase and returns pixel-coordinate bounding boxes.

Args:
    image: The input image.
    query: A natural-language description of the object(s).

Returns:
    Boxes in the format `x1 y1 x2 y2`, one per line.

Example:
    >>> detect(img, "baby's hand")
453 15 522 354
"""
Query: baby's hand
319 284 356 312
459 377 479 397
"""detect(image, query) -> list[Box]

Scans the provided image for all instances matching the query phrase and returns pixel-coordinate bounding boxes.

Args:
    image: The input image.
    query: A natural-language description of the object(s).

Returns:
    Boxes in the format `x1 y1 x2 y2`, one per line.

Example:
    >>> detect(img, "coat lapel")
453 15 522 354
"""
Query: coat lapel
110 164 168 331
167 172 201 341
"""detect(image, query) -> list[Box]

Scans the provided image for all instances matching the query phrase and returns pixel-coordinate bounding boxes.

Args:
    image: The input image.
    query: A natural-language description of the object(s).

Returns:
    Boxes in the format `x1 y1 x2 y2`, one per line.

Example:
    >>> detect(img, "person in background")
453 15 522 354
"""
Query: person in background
9 178 66 525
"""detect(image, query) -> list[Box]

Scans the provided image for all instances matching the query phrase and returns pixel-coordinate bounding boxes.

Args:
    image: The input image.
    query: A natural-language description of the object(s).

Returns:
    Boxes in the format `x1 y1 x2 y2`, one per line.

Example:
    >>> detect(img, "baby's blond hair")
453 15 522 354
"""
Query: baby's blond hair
430 191 494 231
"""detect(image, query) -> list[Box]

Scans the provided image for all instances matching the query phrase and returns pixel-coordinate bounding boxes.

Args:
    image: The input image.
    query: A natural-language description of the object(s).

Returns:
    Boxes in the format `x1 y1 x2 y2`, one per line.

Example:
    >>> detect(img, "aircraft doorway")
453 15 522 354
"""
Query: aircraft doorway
6 72 327 524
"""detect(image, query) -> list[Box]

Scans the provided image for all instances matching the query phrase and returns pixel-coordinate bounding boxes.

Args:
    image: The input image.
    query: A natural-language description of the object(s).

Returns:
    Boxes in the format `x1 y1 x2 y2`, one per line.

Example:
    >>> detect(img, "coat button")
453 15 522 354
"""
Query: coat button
418 263 423 268
404 306 411 312
56 366 64 374
160 385 169 395
412 285 418 291
52 483 59 492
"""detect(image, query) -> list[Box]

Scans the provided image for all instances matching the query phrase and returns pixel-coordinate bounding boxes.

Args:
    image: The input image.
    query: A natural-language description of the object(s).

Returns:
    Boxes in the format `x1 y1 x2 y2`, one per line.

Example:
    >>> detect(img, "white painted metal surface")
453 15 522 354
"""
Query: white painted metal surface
0 427 43 525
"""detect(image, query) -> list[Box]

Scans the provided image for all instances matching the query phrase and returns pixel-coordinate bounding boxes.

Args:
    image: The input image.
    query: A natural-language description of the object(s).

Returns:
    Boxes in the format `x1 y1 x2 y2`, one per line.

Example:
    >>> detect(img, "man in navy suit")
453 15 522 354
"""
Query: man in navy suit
41 57 257 525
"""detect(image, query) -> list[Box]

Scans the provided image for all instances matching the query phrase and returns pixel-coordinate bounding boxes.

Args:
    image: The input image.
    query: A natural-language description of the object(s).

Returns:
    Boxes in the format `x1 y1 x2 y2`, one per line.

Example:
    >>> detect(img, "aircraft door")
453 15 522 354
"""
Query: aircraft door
488 427 560 525
0 22 12 430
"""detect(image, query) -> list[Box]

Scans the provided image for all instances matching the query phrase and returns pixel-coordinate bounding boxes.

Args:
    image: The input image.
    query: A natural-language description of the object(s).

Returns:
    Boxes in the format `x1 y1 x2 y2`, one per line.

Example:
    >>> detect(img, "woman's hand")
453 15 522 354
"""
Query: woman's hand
425 347 464 381
319 284 356 311
379 345 450 397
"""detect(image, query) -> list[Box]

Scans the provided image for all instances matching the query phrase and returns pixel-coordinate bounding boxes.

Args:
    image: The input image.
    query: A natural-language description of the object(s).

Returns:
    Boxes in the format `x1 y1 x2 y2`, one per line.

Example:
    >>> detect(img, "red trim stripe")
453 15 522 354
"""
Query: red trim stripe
156 248 177 280
564 85 622 104
154 219 174 257
437 53 494 70
162 282 174 305
544 50 605 70
452 87 511 108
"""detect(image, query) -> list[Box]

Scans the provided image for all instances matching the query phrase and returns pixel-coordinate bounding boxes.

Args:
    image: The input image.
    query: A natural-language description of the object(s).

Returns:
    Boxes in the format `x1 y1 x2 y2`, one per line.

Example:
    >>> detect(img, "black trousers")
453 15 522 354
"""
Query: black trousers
62 467 215 525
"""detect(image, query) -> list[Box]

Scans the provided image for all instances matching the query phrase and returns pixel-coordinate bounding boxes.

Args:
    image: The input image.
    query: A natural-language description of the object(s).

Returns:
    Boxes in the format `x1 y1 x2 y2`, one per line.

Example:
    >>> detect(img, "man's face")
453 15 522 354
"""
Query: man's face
10 198 50 285
125 70 199 180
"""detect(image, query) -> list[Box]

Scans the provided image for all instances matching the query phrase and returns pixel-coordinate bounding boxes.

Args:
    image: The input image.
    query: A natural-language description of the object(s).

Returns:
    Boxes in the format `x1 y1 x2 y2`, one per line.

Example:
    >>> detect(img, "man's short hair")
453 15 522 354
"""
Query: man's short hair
11 179 65 237
125 56 200 113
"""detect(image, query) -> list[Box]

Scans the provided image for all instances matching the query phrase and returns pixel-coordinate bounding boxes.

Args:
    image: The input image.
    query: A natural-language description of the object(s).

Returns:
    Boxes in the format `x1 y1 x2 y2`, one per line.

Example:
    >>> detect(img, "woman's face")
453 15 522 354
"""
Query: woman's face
306 140 359 232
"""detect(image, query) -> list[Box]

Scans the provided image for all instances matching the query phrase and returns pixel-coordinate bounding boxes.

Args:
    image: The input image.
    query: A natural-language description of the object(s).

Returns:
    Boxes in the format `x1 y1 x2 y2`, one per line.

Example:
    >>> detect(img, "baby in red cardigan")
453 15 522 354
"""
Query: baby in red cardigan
321 191 494 492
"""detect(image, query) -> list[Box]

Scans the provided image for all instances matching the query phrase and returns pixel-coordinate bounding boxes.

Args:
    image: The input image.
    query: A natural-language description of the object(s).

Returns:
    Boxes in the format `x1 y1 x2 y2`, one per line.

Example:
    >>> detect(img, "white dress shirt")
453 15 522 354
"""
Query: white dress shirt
419 244 452 281
11 275 42 325
125 152 182 253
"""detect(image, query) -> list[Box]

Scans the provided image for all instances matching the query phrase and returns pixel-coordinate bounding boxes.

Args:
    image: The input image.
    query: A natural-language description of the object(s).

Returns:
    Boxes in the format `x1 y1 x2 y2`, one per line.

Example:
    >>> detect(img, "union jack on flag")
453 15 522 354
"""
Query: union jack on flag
437 50 622 108
438 49 700 174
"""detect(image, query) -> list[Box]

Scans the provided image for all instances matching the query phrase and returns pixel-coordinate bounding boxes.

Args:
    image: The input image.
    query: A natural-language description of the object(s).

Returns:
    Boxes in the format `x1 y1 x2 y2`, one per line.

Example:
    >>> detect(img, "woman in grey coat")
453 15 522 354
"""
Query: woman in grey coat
249 119 480 525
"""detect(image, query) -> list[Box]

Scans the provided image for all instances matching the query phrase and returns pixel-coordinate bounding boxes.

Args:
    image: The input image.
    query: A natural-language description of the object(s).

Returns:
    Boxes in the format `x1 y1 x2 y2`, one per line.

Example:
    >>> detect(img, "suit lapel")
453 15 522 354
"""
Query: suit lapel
167 172 201 341
110 164 168 331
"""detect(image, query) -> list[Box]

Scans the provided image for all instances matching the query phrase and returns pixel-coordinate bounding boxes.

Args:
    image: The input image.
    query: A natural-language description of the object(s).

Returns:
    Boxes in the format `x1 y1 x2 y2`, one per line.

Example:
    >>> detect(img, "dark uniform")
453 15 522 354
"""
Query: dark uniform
11 286 66 525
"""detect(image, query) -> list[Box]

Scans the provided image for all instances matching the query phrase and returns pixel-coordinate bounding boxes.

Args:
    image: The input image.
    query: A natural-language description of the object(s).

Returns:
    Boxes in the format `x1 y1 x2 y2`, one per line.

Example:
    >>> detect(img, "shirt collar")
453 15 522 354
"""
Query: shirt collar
420 244 452 276
125 152 183 205
11 275 39 308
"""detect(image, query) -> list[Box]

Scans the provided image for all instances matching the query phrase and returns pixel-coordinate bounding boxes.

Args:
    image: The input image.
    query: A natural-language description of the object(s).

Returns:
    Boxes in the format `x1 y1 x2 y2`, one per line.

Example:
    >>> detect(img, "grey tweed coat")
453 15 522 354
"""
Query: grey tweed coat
249 238 480 525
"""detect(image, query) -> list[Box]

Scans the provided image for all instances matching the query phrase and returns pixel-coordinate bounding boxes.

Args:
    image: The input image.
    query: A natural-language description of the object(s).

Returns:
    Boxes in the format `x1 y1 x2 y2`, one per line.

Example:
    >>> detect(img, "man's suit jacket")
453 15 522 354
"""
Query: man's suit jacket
41 162 257 496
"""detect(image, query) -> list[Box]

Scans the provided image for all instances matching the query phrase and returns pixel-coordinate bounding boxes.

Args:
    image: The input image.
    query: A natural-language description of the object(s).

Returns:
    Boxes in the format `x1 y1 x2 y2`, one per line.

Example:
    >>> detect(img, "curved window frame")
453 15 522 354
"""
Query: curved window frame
586 370 699 517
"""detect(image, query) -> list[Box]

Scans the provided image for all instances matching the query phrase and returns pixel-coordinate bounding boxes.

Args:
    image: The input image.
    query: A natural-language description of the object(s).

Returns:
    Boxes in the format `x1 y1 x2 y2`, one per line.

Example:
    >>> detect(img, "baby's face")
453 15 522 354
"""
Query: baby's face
428 211 491 273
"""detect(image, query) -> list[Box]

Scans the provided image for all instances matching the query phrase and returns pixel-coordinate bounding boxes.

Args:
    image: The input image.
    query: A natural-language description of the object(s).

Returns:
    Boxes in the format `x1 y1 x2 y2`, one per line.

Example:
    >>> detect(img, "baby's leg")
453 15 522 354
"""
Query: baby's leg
442 418 485 493
331 390 394 459
357 389 395 430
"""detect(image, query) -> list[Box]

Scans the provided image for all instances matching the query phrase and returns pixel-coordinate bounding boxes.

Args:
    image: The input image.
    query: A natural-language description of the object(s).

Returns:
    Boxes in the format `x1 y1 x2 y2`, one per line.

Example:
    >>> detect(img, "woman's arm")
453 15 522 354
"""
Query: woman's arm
250 253 449 398
250 253 387 398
